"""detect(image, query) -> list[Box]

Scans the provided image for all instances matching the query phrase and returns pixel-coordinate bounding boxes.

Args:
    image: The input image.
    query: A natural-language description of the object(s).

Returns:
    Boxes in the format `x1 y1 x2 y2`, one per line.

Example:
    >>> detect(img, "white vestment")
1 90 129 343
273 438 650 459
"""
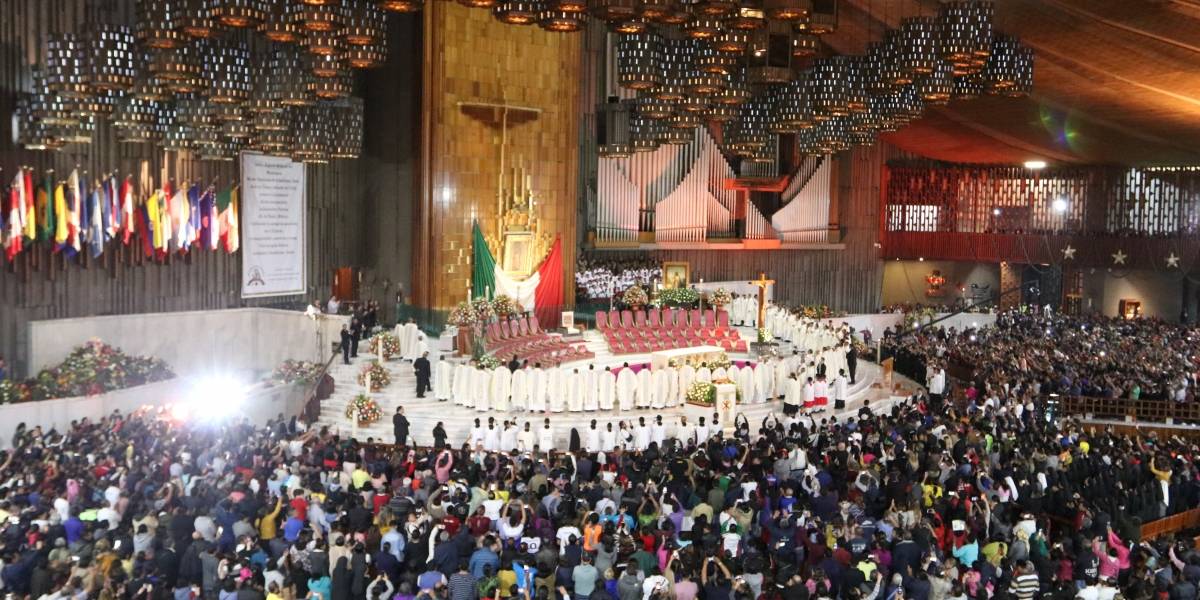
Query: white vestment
601 428 617 451
663 369 679 408
510 369 529 410
616 369 637 411
490 367 512 412
453 364 470 405
677 366 696 405
774 361 790 396
652 369 671 409
598 370 616 410
737 366 756 403
517 429 535 452
483 426 500 451
585 427 601 453
407 338 429 363
650 422 666 447
500 426 518 452
529 368 548 412
538 425 555 452
548 368 567 412
569 371 587 411
785 378 802 408
394 323 410 358
755 362 774 402
400 323 420 359
436 360 452 400
634 425 650 450
584 369 600 411
712 367 727 381
471 367 490 411
636 368 654 408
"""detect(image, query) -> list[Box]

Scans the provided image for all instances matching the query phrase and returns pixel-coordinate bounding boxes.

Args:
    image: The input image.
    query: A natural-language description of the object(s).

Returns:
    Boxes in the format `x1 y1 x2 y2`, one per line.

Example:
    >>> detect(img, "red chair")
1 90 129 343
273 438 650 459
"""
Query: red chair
490 323 503 341
689 309 702 329
721 339 734 351
662 309 675 328
596 311 609 331
703 309 716 328
635 310 647 327
648 309 661 328
734 340 747 352
530 315 541 334
608 310 620 331
621 310 634 329
518 318 530 336
717 310 730 329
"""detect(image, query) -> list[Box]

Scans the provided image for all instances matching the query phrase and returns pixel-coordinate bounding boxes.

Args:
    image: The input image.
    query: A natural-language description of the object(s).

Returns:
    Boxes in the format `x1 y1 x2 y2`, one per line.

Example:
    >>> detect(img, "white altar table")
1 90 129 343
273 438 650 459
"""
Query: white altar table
650 345 725 370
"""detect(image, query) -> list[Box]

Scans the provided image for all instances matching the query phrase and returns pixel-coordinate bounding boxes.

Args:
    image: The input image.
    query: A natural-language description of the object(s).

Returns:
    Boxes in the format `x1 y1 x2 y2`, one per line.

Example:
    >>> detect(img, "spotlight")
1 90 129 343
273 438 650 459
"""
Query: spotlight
969 334 977 342
183 375 250 422
1099 351 1106 358
1024 160 1046 170
1052 197 1068 213
992 208 1001 216
918 257 925 262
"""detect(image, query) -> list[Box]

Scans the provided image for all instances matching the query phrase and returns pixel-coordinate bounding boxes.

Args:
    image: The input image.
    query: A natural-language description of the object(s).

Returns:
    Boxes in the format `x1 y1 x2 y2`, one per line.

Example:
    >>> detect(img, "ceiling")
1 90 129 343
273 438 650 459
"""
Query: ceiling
823 0 1200 166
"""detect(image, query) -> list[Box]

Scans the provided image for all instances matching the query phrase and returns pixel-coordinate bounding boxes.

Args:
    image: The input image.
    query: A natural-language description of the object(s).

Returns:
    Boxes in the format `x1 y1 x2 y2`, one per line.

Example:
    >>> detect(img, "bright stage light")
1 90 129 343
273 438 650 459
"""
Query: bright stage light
992 208 1001 216
183 375 250 423
1024 160 1047 170
1052 197 1068 213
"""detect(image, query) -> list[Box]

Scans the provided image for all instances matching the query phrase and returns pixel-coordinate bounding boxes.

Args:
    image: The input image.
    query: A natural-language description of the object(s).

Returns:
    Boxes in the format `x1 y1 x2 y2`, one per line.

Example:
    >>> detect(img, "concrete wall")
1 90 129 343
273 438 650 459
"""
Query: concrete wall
881 260 1000 307
28 309 347 376
1082 269 1186 321
0 380 307 448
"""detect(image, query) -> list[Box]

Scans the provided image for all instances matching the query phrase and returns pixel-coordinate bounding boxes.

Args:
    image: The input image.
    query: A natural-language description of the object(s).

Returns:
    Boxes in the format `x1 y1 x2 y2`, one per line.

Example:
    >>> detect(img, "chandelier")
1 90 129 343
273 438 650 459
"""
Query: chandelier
180 0 219 38
344 45 388 68
599 99 633 157
900 17 939 76
617 32 663 90
917 60 953 105
696 44 736 74
309 74 354 99
541 3 589 32
136 0 186 48
260 1 303 42
45 34 89 99
684 17 724 39
629 112 663 152
301 3 345 32
211 0 267 28
726 1 767 31
635 94 674 119
808 57 850 118
493 0 541 25
204 39 252 103
345 0 387 45
379 0 426 12
330 97 365 158
765 0 810 21
290 105 331 163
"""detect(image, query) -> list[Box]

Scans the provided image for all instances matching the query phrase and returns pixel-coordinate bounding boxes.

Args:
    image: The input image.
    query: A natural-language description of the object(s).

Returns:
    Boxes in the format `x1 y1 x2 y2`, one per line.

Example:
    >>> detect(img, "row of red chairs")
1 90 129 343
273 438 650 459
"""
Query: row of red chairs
605 327 739 342
610 336 747 355
482 315 542 344
596 307 730 331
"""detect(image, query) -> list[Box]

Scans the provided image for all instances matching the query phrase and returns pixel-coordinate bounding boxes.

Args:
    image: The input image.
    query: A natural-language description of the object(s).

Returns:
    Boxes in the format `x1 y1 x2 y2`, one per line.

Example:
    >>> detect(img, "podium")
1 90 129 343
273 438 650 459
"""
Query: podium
715 383 738 433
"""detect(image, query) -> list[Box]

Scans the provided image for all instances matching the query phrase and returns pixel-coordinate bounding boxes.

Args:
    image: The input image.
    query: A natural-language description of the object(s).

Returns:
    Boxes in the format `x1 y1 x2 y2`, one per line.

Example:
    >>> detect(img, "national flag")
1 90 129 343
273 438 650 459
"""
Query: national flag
37 174 52 243
99 180 113 243
121 177 135 244
139 194 156 258
22 169 35 241
170 186 189 251
66 169 82 254
216 186 240 253
53 183 68 250
187 184 201 250
159 190 174 253
87 186 105 258
6 171 26 261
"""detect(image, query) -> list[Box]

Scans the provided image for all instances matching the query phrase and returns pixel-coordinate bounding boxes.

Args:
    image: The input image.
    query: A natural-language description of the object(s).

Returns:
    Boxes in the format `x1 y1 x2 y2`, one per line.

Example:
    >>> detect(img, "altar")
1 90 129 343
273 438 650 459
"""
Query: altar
650 345 725 370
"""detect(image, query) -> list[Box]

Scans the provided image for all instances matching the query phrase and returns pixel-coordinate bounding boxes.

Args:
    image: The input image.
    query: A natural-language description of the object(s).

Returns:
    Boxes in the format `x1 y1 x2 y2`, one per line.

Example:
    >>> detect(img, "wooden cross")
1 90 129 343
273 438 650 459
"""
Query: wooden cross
748 272 775 328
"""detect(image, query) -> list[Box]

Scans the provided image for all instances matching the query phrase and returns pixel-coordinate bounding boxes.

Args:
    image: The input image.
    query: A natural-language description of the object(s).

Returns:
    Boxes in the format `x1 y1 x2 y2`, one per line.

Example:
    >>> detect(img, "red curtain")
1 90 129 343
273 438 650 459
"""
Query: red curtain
533 236 563 329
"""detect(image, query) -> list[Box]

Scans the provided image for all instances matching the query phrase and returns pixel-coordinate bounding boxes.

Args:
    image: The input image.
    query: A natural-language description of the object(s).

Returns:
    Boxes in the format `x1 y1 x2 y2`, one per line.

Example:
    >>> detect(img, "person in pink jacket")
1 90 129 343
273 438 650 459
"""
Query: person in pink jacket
1093 526 1130 581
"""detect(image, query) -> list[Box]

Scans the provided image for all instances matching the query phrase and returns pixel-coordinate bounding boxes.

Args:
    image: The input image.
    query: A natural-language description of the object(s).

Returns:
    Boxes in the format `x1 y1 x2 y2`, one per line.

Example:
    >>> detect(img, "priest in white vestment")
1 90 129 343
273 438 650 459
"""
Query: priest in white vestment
569 369 586 412
538 419 555 452
650 416 666 448
634 418 650 451
471 366 490 411
399 320 420 359
600 423 617 452
696 365 712 384
784 374 802 415
652 368 670 409
500 421 518 452
549 368 568 412
483 420 500 451
490 367 512 411
453 363 470 405
636 367 654 408
585 421 601 453
517 423 536 452
712 366 727 381
510 367 529 411
774 360 790 399
584 366 599 411
529 366 548 412
755 360 774 403
677 365 696 405
436 357 452 401
615 366 637 411
598 367 616 410
737 365 756 404
663 368 679 408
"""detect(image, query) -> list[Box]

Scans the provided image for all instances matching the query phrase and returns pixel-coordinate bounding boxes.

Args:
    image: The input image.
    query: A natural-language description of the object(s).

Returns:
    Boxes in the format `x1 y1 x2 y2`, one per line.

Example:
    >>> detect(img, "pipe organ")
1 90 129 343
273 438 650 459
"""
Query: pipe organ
772 154 834 243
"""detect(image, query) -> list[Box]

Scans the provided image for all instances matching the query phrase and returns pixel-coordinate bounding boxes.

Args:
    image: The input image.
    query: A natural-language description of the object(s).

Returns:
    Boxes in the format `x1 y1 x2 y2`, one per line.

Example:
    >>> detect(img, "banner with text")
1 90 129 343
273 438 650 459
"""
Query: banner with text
241 153 307 298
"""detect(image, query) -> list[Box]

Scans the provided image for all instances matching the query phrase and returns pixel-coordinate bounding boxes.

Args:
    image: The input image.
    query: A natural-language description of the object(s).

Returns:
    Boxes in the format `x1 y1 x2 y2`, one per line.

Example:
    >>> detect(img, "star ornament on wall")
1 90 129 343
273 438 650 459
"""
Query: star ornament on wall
1062 245 1076 260
1112 250 1127 265
1167 253 1181 268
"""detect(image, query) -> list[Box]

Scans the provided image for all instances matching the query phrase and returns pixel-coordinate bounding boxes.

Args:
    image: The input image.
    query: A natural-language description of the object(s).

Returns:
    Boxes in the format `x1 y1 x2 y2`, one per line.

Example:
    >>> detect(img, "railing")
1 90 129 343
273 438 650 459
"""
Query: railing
1056 395 1200 424
301 346 340 423
1140 507 1200 542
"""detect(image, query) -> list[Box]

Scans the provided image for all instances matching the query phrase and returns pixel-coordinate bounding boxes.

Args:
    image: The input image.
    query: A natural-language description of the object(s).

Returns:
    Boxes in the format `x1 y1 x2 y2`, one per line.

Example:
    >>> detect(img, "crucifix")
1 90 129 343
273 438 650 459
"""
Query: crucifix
748 272 775 328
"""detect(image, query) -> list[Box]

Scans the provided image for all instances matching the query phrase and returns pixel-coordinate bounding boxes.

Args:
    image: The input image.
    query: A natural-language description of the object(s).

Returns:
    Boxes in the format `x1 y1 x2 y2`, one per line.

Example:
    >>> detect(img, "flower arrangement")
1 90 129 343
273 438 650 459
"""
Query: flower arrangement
622 284 649 308
685 381 716 406
449 301 477 327
0 340 175 404
491 295 519 319
477 354 503 370
710 353 733 371
374 332 402 360
658 287 699 308
345 394 383 425
709 287 732 308
902 306 939 331
756 328 772 343
798 304 845 319
267 360 324 386
357 362 391 392
470 297 496 323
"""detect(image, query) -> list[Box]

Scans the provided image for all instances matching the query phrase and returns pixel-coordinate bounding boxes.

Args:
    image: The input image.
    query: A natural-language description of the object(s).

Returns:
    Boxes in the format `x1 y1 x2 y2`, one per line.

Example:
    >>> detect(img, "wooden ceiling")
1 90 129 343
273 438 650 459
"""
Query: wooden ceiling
823 0 1200 166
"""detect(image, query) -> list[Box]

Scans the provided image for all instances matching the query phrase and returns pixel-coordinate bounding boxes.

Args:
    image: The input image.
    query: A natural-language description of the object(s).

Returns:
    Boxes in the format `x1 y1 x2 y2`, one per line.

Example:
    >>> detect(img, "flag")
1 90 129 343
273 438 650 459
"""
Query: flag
216 186 240 253
471 221 497 300
66 169 82 254
169 186 188 252
38 174 52 243
99 180 113 243
121 177 135 244
22 169 35 241
207 189 219 250
187 184 201 250
87 186 105 258
53 183 68 250
140 194 156 258
159 190 173 254
198 188 215 250
533 237 564 330
6 172 26 261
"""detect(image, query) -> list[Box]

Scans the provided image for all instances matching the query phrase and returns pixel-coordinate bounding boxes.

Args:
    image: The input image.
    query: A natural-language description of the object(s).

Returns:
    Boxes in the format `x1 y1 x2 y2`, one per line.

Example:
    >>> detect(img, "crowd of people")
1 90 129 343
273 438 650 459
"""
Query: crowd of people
882 310 1199 402
0 311 1199 600
574 257 662 302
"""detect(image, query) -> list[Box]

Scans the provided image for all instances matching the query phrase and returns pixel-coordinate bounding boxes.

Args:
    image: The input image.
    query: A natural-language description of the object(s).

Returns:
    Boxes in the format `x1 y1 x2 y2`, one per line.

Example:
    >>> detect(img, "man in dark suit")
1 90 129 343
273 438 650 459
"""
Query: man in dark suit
846 345 858 384
340 325 352 365
414 351 432 398
349 316 362 357
392 406 410 446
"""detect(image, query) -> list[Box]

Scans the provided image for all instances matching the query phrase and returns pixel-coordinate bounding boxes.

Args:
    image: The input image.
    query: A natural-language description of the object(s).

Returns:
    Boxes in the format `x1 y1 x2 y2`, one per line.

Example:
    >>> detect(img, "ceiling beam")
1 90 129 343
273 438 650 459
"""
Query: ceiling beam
1037 0 1200 56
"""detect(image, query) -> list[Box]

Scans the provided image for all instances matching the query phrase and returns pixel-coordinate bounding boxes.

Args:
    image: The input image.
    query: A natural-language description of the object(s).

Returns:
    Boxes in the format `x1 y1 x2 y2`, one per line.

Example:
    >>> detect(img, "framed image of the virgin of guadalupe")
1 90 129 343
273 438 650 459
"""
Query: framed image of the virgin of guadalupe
662 262 690 289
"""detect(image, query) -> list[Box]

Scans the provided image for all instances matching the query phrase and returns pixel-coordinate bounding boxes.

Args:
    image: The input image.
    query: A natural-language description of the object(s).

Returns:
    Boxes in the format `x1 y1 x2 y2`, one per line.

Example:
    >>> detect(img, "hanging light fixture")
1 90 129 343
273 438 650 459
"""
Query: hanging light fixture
637 0 676 21
980 33 1018 91
845 55 869 113
653 38 691 101
696 44 736 74
896 83 924 123
726 0 767 30
683 62 726 95
677 95 711 113
806 0 836 34
863 41 893 94
952 74 984 100
609 16 649 34
303 31 343 56
113 95 161 141
629 112 663 152
204 40 252 104
379 0 425 12
290 105 330 163
764 0 808 20
207 100 244 122
278 49 317 106
659 126 693 145
260 1 303 42
971 2 994 61
73 88 122 118
494 0 541 24
790 30 818 57
879 29 912 87
301 2 345 31
917 60 953 104
541 2 588 32
847 96 880 133
668 111 703 129
938 1 979 66
130 66 168 102
694 0 737 17
459 0 498 9
251 129 293 155
328 97 364 158
590 0 638 21
83 24 137 92
136 0 186 48
344 0 386 44
712 68 751 104
635 93 674 119
1003 44 1033 98
176 95 215 131
310 52 346 77
343 45 388 68
180 0 218 38
617 32 663 90
211 0 266 27
45 34 89 99
149 43 205 94
746 21 792 84
598 99 633 157
309 74 354 99
160 105 196 150
654 4 691 24
684 16 724 39
900 17 939 77
248 50 284 111
713 29 749 53
808 57 850 118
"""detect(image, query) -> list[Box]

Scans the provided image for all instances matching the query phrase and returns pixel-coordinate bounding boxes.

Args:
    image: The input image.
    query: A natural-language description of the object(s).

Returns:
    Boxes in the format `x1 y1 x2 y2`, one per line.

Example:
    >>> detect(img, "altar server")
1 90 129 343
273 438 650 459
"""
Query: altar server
510 366 529 411
453 362 470 405
471 365 490 411
569 369 586 412
500 420 518 452
598 367 616 410
652 368 671 409
802 377 815 410
585 420 602 453
517 422 536 453
600 422 617 452
436 356 452 401
538 419 555 453
528 364 548 412
636 367 654 408
832 369 848 410
616 365 637 411
483 418 500 451
737 364 756 404
584 365 599 411
813 374 829 409
650 415 666 448
784 374 802 416
469 418 485 448
677 363 696 405
634 417 650 451
548 368 567 412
